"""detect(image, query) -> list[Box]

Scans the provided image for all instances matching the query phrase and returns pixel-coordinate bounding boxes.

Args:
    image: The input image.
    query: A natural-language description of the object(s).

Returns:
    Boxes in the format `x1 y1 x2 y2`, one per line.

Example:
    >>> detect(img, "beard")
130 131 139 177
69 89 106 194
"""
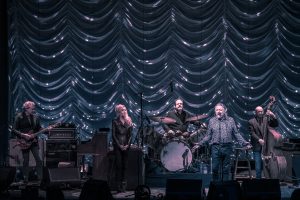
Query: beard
216 112 224 118
256 114 263 119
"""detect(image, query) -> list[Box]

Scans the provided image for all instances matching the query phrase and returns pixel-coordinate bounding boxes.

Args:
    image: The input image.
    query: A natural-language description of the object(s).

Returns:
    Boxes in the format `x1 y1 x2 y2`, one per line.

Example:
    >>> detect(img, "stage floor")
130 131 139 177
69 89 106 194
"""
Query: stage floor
1 179 299 200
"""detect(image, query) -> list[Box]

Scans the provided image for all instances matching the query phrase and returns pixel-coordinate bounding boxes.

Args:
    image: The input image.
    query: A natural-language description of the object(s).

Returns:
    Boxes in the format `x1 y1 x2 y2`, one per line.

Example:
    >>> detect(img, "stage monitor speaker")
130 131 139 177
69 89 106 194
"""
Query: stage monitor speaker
207 180 242 200
165 178 202 200
241 179 281 200
8 139 44 167
290 188 300 200
21 187 39 200
43 167 80 187
46 185 65 200
0 167 16 192
79 179 113 200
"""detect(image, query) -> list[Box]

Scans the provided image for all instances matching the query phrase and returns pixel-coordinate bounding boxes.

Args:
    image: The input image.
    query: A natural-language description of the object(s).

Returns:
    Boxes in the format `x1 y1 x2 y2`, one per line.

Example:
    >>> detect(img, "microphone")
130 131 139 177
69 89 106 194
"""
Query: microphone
170 81 173 92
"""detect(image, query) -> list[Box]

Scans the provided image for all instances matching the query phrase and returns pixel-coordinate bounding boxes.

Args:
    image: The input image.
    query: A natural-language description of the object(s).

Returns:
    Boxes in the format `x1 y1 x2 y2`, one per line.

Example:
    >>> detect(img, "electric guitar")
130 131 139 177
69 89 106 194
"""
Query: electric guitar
9 123 60 150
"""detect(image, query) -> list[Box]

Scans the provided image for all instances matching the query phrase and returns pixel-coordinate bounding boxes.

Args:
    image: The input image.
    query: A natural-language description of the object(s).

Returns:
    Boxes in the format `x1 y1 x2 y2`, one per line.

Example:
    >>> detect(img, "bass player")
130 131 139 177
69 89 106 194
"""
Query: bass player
248 104 279 179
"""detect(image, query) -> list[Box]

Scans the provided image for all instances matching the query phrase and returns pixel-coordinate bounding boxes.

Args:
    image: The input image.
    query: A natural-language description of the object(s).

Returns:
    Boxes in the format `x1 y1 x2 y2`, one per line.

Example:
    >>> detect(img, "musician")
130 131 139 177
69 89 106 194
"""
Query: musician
193 103 251 181
163 99 191 139
112 104 132 193
13 101 43 183
248 106 278 179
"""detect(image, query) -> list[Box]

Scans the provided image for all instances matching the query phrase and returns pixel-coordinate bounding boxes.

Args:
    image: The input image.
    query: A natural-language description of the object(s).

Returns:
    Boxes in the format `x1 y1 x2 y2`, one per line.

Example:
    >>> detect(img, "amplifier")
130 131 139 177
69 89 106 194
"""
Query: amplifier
48 128 76 139
45 139 77 168
46 139 77 153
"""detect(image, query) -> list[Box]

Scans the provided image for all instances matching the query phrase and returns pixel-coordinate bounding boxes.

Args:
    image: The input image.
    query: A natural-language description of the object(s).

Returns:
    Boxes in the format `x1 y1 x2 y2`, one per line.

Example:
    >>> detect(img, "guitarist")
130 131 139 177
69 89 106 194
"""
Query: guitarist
248 106 278 179
13 101 43 183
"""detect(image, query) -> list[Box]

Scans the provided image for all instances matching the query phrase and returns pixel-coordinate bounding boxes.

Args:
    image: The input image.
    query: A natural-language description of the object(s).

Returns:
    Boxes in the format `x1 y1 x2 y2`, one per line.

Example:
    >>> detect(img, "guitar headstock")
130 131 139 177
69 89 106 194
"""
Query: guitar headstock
47 122 61 130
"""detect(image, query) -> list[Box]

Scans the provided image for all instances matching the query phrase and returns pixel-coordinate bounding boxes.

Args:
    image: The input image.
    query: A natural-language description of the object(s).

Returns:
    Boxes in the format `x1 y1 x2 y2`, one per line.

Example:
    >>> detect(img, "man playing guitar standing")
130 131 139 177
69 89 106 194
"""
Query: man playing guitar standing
13 101 43 183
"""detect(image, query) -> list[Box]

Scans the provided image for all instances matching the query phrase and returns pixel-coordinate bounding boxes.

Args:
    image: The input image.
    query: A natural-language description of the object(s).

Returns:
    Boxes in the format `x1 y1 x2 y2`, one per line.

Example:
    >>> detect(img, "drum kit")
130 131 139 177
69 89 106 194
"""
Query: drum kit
145 114 209 172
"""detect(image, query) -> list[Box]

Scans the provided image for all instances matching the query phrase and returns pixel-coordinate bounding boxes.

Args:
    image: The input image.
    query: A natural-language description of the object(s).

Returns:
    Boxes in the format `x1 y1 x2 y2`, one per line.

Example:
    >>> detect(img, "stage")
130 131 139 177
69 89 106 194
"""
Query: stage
1 172 299 200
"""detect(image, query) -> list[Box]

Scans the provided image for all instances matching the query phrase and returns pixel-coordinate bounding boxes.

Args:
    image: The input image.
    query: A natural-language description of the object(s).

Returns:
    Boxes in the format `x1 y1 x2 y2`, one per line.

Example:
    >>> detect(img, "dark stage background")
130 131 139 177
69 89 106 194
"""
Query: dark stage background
4 0 300 145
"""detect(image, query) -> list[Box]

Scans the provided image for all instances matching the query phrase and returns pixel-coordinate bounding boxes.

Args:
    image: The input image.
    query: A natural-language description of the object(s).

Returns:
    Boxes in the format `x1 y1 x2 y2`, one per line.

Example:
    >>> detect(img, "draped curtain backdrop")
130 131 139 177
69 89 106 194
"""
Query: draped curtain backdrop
7 0 300 141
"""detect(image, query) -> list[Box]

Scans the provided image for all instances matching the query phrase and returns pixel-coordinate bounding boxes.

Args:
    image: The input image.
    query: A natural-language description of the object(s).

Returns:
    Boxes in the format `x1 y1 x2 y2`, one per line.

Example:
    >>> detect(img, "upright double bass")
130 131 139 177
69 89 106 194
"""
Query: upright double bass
262 96 287 180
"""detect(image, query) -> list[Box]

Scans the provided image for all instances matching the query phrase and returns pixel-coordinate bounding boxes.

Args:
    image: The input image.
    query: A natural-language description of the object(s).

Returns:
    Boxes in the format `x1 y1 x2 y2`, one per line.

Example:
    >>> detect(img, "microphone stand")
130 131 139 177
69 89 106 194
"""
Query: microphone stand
139 92 144 149
132 92 144 187
133 92 145 148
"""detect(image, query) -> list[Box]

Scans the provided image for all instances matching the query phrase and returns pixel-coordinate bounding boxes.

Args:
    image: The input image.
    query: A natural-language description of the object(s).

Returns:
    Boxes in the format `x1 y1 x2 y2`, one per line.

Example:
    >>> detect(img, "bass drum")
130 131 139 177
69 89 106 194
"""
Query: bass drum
160 139 192 172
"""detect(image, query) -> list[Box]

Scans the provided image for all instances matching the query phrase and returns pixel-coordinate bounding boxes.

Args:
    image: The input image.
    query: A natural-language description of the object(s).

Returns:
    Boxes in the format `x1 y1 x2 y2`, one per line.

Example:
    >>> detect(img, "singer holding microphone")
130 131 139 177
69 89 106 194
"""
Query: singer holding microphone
112 104 133 193
193 103 251 181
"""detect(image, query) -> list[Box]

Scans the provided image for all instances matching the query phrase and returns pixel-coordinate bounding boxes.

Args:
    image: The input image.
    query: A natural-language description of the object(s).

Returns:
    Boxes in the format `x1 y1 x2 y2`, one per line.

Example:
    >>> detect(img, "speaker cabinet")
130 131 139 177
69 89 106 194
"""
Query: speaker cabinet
241 179 281 200
45 139 77 167
207 180 242 200
0 167 16 192
43 167 81 186
281 150 300 183
21 187 39 200
291 188 300 200
165 179 202 200
8 139 44 167
79 179 113 200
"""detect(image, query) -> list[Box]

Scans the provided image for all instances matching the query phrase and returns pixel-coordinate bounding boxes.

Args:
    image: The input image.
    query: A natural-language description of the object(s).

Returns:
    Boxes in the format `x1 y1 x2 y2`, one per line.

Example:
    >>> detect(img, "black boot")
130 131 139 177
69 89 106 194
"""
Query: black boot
117 181 123 193
121 181 127 192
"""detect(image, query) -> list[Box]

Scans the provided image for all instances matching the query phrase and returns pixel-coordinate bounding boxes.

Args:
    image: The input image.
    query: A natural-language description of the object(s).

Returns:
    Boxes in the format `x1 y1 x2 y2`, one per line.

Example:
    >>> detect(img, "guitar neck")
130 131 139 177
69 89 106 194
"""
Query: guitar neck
13 127 48 138
32 128 48 137
11 123 59 138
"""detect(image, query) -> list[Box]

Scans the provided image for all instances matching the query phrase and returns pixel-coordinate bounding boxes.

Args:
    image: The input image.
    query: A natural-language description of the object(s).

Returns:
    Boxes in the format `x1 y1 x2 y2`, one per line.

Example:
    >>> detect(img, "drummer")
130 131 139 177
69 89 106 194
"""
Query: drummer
163 98 192 140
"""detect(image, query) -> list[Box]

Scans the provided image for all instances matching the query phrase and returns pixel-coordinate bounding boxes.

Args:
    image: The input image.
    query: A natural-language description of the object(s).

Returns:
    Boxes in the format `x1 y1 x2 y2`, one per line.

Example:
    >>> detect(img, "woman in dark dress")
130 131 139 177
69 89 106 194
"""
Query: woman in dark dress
112 104 132 192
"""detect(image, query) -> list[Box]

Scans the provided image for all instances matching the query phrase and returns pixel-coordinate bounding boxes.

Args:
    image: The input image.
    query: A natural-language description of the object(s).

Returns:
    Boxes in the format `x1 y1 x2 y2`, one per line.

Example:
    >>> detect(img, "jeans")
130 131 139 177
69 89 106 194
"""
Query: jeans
22 143 43 181
211 144 233 182
253 151 262 179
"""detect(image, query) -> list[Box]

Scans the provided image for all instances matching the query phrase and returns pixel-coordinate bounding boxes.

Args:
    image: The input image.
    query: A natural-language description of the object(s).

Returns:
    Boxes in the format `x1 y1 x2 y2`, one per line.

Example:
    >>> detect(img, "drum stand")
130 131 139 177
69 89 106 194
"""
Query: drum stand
190 133 210 173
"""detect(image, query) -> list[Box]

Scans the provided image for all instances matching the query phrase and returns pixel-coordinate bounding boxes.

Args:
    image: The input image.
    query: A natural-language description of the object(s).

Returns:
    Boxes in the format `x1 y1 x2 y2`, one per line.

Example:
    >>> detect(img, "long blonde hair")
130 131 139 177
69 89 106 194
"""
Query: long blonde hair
115 104 132 127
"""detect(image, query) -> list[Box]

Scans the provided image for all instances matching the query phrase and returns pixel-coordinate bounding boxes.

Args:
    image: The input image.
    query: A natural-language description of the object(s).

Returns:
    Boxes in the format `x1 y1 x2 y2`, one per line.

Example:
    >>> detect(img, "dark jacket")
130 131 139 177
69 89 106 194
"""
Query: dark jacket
13 112 41 136
248 116 278 152
112 118 132 150
163 109 191 133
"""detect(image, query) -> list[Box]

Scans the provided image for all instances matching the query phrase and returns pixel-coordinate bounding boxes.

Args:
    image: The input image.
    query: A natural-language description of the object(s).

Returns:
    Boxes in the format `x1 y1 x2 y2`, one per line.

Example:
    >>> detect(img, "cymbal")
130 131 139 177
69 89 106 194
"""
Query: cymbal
149 116 176 124
186 114 208 122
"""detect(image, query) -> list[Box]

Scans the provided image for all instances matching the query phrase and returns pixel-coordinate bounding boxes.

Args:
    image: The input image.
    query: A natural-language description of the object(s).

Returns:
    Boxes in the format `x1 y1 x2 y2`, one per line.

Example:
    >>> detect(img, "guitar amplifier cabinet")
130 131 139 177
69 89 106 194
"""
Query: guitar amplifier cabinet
281 150 300 183
8 139 45 167
48 128 76 139
45 139 77 168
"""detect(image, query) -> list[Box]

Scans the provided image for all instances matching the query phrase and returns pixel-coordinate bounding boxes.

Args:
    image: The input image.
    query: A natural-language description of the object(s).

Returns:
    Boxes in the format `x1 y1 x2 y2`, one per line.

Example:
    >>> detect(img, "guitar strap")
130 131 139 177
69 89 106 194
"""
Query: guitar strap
32 115 37 129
